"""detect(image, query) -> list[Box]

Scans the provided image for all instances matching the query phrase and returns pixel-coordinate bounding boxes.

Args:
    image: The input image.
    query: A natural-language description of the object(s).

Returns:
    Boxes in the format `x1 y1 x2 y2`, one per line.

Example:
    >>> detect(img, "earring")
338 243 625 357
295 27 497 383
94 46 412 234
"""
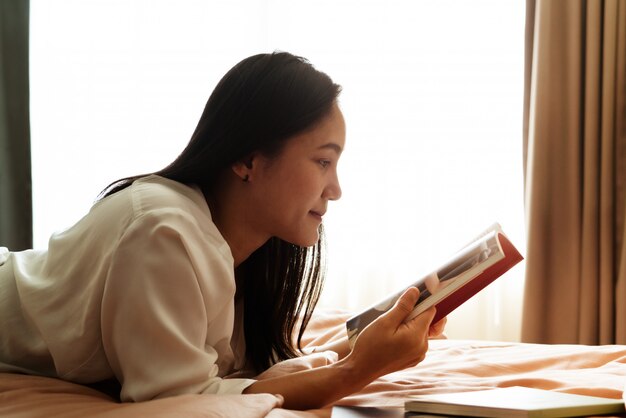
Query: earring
242 174 249 182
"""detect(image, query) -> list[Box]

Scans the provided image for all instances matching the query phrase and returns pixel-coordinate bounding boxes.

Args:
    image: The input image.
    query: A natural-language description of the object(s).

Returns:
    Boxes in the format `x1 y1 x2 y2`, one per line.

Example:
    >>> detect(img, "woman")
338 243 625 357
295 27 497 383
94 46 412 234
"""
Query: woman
0 52 443 410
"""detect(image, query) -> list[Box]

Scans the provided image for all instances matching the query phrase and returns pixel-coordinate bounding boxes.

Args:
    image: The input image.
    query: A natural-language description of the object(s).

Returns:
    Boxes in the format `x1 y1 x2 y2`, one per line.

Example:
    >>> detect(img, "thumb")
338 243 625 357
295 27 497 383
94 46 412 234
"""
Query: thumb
382 287 420 325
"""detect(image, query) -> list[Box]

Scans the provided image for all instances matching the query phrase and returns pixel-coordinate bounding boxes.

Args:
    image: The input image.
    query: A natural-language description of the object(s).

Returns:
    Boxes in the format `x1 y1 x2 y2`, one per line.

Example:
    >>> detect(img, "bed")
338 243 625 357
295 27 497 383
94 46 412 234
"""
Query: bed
2 309 626 418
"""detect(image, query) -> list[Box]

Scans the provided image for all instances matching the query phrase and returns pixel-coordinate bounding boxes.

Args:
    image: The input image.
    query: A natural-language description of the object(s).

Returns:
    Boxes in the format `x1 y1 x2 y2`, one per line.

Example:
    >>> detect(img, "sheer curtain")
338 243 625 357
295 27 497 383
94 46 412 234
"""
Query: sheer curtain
30 0 525 341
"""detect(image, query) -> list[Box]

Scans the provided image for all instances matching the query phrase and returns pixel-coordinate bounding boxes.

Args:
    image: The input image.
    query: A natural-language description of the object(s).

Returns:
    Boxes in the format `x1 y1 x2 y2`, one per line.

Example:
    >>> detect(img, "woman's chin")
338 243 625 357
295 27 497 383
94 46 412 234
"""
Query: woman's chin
284 233 320 248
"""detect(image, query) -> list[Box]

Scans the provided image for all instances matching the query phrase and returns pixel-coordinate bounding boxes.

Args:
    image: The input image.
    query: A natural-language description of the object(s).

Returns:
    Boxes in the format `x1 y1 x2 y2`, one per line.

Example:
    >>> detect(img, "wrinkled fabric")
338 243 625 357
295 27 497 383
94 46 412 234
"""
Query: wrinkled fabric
0 176 254 401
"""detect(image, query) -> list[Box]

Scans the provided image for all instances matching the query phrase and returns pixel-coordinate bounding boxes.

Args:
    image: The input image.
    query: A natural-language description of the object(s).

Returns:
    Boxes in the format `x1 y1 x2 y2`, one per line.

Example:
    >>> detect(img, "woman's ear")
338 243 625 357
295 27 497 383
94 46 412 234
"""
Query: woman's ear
231 156 255 182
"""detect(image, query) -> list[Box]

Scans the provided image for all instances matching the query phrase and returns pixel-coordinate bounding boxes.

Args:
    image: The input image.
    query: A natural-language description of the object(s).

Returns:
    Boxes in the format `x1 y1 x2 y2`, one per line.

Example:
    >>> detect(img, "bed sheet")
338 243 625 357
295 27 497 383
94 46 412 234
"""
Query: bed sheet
1 310 626 417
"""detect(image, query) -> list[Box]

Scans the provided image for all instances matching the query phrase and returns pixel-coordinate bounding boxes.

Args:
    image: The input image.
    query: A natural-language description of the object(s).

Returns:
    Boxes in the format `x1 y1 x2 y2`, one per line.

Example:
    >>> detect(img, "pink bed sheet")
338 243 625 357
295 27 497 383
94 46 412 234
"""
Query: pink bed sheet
1 310 626 417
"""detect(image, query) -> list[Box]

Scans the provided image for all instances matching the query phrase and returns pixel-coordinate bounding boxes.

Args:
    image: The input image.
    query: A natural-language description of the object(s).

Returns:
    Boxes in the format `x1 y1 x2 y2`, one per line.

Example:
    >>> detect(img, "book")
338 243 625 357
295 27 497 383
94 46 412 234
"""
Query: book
331 405 404 417
346 223 523 346
404 386 626 417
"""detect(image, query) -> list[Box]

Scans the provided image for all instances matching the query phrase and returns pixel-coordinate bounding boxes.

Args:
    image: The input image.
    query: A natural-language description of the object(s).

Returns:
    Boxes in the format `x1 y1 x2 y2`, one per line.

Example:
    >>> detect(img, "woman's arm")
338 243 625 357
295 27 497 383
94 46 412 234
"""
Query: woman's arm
311 315 447 360
244 287 436 410
309 336 351 359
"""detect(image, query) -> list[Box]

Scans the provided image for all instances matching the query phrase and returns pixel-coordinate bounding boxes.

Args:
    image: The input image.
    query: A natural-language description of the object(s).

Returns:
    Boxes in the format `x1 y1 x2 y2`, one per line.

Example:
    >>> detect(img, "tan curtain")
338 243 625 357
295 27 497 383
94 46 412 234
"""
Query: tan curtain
522 0 626 344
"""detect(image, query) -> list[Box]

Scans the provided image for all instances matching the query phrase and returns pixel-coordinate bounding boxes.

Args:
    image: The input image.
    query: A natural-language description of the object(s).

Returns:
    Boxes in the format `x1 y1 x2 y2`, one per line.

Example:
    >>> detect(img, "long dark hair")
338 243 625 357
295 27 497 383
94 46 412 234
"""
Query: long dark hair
100 52 342 372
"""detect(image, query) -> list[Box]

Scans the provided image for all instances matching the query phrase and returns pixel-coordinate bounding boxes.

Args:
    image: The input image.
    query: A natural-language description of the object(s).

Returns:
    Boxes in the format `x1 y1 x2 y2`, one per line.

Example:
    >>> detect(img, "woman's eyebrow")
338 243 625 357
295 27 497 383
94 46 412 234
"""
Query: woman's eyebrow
317 143 343 154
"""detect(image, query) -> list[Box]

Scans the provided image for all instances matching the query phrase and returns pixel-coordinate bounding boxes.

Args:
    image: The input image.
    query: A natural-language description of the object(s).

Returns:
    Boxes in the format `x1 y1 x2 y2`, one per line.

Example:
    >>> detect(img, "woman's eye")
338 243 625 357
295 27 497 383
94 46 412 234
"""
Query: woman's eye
319 160 331 168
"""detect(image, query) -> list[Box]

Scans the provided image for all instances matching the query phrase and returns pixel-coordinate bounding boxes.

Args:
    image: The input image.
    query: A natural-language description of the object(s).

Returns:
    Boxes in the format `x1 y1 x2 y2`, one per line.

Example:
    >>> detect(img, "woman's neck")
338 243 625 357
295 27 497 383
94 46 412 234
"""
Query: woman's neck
202 184 269 268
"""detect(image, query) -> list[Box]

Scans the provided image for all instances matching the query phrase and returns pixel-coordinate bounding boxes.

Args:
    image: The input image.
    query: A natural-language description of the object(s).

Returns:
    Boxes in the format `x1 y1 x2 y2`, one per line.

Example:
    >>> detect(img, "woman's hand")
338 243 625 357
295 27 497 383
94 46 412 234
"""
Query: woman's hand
429 316 447 339
345 287 436 380
243 287 437 410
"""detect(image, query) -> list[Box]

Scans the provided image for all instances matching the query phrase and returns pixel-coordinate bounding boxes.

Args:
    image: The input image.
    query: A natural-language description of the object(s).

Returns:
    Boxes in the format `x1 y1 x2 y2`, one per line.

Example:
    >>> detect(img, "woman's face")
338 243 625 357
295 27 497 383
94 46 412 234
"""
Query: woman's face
251 103 346 247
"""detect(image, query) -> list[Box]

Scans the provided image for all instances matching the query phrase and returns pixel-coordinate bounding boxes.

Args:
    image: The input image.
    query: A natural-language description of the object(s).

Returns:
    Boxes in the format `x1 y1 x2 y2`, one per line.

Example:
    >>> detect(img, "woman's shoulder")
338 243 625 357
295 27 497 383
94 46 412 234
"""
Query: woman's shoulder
130 175 210 219
91 175 225 250
121 176 233 264
127 175 226 243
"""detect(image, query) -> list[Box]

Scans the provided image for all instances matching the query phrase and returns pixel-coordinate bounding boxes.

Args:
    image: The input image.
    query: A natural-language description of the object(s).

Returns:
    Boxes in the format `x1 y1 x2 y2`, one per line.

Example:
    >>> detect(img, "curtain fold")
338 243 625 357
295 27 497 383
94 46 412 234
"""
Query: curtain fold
0 0 32 250
522 0 626 344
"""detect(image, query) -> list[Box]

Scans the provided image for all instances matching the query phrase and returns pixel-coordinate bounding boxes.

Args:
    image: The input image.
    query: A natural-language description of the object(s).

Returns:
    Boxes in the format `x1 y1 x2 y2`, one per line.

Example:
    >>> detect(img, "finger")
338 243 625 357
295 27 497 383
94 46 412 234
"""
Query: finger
381 287 420 325
429 317 447 336
428 321 445 337
407 306 437 334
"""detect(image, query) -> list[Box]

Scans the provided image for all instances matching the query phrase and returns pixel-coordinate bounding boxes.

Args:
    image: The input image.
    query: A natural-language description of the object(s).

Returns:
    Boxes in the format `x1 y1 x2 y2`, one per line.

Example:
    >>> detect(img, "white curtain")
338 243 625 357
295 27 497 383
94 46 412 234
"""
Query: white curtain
30 0 525 341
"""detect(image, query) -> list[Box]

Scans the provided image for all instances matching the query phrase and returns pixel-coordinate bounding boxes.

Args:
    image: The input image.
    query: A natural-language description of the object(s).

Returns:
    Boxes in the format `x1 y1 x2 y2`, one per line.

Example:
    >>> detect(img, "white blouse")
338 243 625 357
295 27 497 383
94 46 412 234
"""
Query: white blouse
0 175 255 401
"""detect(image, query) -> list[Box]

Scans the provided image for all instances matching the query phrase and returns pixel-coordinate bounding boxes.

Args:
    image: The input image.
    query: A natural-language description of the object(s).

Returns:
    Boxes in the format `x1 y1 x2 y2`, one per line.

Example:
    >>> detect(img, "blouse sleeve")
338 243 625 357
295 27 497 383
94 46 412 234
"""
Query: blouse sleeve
101 210 255 401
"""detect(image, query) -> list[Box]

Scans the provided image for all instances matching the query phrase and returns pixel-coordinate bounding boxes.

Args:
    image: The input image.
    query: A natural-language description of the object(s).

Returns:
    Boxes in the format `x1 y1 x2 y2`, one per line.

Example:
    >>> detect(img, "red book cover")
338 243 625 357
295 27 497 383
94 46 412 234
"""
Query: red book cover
429 232 523 324
346 224 524 346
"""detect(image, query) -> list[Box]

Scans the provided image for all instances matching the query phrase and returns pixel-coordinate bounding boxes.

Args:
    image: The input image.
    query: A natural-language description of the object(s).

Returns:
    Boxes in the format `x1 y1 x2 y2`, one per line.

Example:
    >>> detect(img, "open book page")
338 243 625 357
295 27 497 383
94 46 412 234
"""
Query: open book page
346 223 521 346
454 222 502 251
